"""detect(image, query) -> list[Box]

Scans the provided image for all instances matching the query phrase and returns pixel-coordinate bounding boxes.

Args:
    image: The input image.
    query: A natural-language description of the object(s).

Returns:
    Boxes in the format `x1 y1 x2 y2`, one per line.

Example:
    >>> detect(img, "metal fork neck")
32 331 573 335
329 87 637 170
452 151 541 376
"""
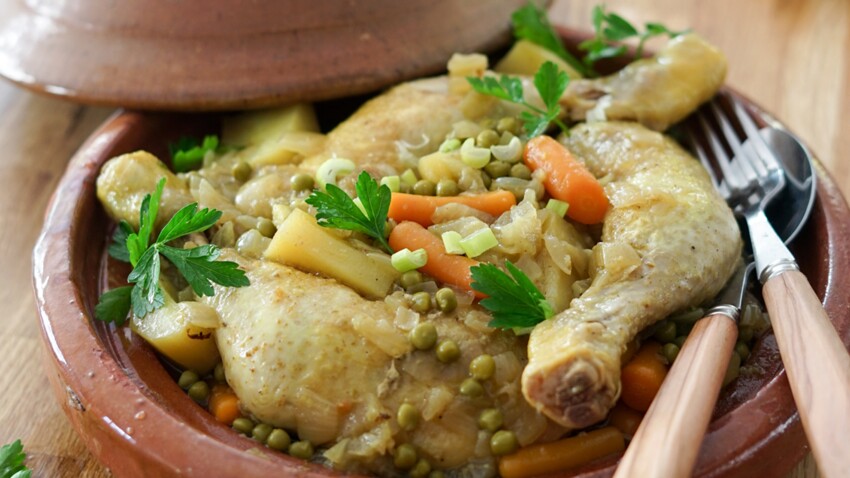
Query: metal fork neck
746 208 799 283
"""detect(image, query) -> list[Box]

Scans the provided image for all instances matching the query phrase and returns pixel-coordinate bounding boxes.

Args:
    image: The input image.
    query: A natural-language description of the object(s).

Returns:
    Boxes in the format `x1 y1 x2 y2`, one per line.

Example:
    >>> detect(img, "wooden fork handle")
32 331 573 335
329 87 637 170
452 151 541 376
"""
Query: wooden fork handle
614 313 737 478
763 270 850 478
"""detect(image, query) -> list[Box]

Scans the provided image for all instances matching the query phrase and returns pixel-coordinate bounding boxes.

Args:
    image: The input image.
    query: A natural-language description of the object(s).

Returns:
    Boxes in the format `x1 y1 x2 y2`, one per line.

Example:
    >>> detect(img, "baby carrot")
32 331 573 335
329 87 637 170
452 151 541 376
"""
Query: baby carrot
388 190 516 227
608 402 644 438
498 426 625 478
620 341 669 412
209 384 241 425
524 135 608 224
388 221 484 298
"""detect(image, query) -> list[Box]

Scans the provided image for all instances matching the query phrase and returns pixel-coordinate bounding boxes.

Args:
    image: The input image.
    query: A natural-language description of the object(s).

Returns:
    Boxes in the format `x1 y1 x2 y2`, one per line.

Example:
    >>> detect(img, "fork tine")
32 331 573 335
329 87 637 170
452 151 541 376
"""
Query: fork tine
708 101 761 183
732 99 781 172
688 129 721 188
697 112 747 192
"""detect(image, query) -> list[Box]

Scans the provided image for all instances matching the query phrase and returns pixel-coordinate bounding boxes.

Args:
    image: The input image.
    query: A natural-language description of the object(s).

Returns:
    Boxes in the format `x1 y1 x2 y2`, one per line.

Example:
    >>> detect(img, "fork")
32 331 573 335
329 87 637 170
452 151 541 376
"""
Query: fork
690 95 850 478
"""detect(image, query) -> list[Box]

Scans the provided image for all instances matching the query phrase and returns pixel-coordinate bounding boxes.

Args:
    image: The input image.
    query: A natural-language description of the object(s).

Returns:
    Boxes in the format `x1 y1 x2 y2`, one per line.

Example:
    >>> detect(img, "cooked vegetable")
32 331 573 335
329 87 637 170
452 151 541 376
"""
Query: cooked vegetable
470 354 496 380
496 39 582 79
608 403 643 438
393 444 418 470
178 370 200 390
209 385 241 425
188 381 211 403
391 248 428 272
510 3 591 77
490 430 519 456
388 221 481 296
478 408 504 432
397 403 421 431
470 261 554 329
252 423 273 443
265 208 399 299
289 441 314 460
466 61 570 137
436 339 461 363
459 228 499 258
231 417 254 435
1 439 31 478
459 378 484 397
620 341 669 412
96 179 249 324
410 323 438 350
290 173 315 191
306 171 392 253
435 288 458 313
169 135 218 172
222 103 319 147
524 135 608 225
267 429 291 451
388 191 516 227
545 199 569 217
497 426 625 478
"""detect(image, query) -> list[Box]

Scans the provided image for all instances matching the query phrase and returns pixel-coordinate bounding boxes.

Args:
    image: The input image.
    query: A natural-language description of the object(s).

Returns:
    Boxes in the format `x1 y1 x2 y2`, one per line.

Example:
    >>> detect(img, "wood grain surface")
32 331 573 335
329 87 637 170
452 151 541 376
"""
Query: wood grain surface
2 0 846 476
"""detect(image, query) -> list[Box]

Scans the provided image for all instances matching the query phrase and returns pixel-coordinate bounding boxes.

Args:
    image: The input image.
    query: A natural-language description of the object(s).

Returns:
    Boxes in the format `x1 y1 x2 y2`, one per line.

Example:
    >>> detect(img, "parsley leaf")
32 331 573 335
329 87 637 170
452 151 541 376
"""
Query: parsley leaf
108 220 133 263
467 61 569 138
305 171 393 253
159 245 250 297
471 261 554 330
512 3 593 77
1 439 31 478
169 135 219 173
580 5 687 67
95 179 249 324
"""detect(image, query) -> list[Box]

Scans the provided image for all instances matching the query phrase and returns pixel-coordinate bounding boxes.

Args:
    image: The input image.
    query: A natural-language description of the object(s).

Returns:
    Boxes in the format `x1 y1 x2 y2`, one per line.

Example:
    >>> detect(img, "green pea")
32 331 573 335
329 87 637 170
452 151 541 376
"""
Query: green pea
231 417 255 435
399 182 412 194
232 160 253 182
213 363 226 383
509 163 532 180
290 173 315 191
436 340 460 363
469 354 496 381
187 381 210 403
496 117 519 135
738 325 754 344
428 471 446 478
484 160 511 179
409 459 432 478
481 171 492 189
435 288 457 313
399 270 423 289
459 378 484 398
266 428 291 451
653 321 677 343
257 218 277 238
289 440 314 460
476 129 500 148
397 403 421 431
662 343 680 364
723 352 742 387
436 179 459 197
393 443 418 470
411 291 432 313
178 370 200 390
673 336 687 348
490 430 518 456
252 423 273 443
410 323 438 350
478 408 503 432
735 342 750 362
413 180 437 196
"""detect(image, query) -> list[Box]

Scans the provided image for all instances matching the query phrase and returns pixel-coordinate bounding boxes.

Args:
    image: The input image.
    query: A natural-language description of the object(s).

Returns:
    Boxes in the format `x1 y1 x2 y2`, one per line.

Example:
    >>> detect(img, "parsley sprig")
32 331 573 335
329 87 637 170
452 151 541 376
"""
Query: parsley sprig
169 135 219 173
471 261 554 330
0 440 31 478
579 5 686 67
96 178 249 325
512 3 593 77
305 171 393 254
467 61 569 138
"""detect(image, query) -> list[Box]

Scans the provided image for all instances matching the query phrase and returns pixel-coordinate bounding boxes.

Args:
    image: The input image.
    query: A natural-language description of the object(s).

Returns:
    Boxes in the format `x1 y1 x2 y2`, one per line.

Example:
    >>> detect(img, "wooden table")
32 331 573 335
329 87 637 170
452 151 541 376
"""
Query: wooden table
0 0 844 475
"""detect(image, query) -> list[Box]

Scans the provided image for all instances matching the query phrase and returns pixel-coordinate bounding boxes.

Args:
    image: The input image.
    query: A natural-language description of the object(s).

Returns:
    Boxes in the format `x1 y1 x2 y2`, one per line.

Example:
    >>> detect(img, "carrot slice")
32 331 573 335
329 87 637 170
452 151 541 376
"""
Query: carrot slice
209 384 241 425
620 341 669 412
498 426 625 478
524 135 608 224
388 190 516 227
608 402 644 438
388 221 483 298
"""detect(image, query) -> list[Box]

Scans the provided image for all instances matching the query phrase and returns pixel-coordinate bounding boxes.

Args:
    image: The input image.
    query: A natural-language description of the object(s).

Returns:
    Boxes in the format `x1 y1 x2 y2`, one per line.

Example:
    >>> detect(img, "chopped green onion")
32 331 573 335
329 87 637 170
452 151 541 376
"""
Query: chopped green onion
460 138 491 168
316 158 355 189
490 136 523 163
545 199 569 217
441 231 465 255
401 169 419 186
439 138 462 152
392 248 428 272
381 175 401 192
460 228 498 258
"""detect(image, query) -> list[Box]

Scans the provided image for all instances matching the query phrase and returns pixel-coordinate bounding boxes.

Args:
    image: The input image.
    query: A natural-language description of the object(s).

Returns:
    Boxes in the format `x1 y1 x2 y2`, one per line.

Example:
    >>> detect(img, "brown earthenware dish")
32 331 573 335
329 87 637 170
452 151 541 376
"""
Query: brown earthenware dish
33 30 850 478
0 0 528 110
